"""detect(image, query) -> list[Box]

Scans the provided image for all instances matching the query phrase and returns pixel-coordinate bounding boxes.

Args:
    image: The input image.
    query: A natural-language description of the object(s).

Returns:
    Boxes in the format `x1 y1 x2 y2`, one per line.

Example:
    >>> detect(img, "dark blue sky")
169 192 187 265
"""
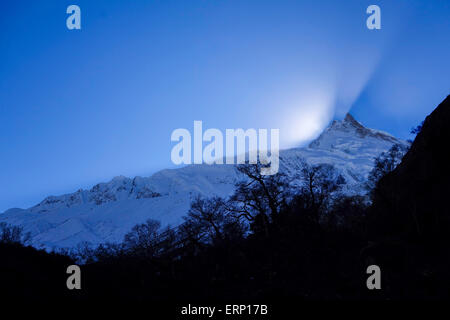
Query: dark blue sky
1 0 449 211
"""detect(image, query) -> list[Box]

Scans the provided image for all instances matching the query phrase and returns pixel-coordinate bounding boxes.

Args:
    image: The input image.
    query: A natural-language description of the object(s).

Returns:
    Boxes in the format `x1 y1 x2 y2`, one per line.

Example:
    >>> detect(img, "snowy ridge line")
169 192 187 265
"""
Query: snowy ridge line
0 113 409 249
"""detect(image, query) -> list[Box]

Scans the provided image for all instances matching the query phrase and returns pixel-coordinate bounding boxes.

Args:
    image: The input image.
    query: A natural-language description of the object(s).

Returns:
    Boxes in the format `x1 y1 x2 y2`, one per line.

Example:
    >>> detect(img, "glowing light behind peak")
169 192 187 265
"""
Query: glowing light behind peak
277 36 385 148
280 88 336 148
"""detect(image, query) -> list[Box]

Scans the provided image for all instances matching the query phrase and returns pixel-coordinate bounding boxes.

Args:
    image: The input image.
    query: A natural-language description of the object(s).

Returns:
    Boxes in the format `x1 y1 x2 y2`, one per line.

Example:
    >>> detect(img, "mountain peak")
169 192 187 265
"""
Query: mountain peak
343 113 363 128
344 113 355 121
327 113 365 131
308 113 407 150
111 175 129 183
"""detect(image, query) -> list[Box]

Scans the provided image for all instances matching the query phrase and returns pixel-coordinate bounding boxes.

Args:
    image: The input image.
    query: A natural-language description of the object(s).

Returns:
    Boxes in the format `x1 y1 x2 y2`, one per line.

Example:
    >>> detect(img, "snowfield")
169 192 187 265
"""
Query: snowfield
0 114 409 249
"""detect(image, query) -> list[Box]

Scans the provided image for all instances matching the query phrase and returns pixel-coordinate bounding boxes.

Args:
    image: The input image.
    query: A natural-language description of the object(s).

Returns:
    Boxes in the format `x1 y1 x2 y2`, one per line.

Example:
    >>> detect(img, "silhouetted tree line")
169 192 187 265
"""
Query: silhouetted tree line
2 134 449 301
67 158 362 264
59 144 450 301
0 222 75 301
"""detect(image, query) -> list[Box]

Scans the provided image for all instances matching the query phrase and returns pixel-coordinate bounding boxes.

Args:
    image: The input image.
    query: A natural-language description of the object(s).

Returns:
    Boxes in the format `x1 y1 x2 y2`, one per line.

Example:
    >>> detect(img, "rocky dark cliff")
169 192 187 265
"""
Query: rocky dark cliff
370 95 450 241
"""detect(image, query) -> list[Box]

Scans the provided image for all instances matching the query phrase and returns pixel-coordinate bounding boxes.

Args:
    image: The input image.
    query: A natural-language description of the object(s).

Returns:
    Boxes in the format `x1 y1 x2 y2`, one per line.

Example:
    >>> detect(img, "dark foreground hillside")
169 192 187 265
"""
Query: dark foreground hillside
0 243 75 300
1 96 450 303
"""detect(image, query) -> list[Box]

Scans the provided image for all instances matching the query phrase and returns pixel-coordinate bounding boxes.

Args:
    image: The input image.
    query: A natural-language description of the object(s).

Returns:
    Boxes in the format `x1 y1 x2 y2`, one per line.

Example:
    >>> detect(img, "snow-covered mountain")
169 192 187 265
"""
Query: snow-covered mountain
0 114 409 249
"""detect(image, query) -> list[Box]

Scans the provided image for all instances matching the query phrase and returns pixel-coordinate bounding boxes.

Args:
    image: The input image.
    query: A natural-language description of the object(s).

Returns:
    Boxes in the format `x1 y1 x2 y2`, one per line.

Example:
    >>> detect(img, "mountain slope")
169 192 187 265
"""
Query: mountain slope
0 114 408 249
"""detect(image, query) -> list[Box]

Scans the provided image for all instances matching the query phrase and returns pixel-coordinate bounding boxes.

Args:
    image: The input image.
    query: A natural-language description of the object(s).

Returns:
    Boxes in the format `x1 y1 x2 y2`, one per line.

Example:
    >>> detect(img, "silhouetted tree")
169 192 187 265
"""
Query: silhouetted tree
123 219 161 257
157 225 178 254
326 195 368 235
73 241 96 263
184 196 245 246
0 222 31 245
366 143 408 195
288 162 343 224
177 219 205 255
228 163 289 237
92 242 125 262
410 121 424 135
